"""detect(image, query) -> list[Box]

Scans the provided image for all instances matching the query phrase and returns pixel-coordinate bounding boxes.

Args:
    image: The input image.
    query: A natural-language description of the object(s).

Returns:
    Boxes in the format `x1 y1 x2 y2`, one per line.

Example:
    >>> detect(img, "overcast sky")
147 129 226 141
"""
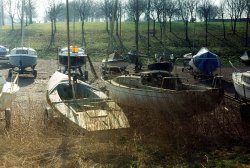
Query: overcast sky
34 0 222 22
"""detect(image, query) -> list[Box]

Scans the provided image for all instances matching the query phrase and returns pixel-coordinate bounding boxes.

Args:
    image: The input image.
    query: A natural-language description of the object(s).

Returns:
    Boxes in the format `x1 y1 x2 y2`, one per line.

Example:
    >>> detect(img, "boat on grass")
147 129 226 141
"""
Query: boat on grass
46 71 129 131
232 71 250 100
104 71 223 117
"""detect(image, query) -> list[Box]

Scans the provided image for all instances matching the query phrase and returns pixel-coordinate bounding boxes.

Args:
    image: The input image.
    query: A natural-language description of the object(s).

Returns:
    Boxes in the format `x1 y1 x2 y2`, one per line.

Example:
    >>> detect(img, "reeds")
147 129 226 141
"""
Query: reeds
0 80 249 167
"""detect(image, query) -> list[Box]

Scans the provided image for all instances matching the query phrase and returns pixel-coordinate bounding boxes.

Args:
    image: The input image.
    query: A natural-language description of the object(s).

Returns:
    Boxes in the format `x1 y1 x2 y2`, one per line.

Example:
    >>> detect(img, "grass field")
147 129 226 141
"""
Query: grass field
0 21 249 65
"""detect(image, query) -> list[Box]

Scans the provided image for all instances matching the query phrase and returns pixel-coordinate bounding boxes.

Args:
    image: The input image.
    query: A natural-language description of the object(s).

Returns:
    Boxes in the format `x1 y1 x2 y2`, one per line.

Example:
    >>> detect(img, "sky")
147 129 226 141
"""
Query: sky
34 0 223 22
35 1 47 22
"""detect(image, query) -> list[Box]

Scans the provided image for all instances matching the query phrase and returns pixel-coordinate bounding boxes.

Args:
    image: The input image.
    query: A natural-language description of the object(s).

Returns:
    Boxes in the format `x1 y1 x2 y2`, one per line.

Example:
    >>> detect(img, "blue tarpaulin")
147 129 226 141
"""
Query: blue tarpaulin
189 47 220 75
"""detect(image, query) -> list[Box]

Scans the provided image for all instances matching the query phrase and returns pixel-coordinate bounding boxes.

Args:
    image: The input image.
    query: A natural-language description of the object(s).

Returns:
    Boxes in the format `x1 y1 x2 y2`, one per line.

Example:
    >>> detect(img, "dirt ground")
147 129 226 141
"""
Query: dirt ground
0 59 249 167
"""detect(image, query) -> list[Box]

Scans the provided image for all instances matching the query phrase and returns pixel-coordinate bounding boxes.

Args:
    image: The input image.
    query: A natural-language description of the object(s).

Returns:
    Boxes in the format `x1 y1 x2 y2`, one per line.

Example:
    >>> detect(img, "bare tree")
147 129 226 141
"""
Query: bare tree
226 0 246 34
187 0 198 22
150 1 157 36
218 0 226 39
127 0 147 53
245 0 250 47
152 0 164 41
26 0 36 24
165 0 178 32
116 0 125 37
100 0 113 33
197 0 213 46
16 0 25 32
108 0 118 53
76 0 91 47
147 0 151 56
177 0 191 45
15 0 25 45
0 0 4 26
6 0 17 30
46 0 64 46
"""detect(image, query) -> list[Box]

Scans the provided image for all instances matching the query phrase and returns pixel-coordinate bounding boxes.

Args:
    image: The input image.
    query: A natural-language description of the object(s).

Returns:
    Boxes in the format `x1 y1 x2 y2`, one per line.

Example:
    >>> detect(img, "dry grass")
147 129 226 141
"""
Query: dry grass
0 61 249 167
0 91 249 167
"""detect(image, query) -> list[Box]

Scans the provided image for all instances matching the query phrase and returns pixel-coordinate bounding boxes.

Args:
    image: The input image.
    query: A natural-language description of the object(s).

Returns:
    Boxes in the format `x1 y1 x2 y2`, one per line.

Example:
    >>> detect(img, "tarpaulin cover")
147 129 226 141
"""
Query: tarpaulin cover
191 47 220 75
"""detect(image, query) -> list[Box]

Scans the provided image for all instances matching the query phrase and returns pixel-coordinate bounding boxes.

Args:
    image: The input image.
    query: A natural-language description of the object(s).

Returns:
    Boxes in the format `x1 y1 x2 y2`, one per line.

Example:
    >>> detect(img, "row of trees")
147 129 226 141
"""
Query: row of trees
0 0 36 30
44 0 249 50
0 0 249 49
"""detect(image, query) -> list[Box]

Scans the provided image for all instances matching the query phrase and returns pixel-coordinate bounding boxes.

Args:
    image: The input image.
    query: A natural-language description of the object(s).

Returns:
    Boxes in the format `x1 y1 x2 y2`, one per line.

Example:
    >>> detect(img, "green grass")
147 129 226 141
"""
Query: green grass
0 21 249 64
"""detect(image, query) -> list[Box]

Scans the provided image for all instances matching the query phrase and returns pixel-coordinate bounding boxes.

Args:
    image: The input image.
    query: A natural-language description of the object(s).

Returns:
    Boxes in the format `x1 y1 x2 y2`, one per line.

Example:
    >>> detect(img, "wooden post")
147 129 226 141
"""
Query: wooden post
5 108 11 130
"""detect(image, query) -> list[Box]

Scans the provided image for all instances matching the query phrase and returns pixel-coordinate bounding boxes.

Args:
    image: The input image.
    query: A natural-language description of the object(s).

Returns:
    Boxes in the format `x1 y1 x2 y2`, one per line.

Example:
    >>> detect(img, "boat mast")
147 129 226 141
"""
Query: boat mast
21 0 25 47
66 0 71 85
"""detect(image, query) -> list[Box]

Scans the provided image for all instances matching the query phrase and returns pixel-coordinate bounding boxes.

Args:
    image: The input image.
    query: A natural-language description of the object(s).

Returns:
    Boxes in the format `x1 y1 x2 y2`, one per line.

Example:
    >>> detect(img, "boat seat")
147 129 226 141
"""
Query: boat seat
86 110 108 118
78 104 107 111
161 77 178 90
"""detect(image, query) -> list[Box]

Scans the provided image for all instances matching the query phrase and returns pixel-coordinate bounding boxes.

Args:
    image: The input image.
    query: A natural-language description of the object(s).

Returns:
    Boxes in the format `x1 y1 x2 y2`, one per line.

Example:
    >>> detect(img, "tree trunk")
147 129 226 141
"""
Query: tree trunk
205 17 208 46
135 20 139 52
11 17 14 30
246 13 249 47
222 14 226 39
185 20 189 42
153 20 155 36
230 17 233 31
26 14 28 26
116 15 118 36
50 18 54 46
106 17 109 33
169 17 172 32
54 19 57 33
233 17 237 34
160 22 163 42
147 13 150 56
29 0 32 24
119 8 122 37
1 3 4 25
135 0 139 53
81 21 86 47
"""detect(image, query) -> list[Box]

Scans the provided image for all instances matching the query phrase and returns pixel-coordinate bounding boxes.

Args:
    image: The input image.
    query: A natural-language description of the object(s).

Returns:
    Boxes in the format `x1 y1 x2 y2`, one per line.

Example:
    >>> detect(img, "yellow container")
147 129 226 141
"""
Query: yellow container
72 47 79 53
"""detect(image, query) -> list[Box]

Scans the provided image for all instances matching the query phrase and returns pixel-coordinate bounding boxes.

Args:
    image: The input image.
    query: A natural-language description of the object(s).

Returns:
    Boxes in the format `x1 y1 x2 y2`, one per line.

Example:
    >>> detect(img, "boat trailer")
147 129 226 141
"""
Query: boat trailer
8 65 37 78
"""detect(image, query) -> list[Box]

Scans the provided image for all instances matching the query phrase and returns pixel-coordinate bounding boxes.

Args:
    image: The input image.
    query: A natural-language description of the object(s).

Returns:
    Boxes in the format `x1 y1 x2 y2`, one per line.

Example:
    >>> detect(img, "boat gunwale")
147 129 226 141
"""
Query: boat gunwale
107 75 220 94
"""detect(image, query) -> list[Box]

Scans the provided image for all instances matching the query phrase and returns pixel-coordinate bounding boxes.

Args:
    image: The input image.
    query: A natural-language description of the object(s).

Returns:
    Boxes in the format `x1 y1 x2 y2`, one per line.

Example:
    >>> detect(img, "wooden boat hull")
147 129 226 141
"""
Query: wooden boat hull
47 71 129 131
232 72 250 99
148 62 173 72
104 75 223 117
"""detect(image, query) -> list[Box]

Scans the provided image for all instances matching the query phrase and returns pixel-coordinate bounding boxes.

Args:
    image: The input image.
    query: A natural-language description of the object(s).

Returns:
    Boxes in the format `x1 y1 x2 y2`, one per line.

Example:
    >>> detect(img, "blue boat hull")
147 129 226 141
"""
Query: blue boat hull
9 55 37 68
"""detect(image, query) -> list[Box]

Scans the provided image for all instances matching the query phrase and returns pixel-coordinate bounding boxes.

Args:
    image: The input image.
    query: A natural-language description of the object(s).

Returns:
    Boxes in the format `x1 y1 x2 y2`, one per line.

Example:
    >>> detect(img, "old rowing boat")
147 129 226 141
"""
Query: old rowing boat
104 71 223 117
46 71 129 131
